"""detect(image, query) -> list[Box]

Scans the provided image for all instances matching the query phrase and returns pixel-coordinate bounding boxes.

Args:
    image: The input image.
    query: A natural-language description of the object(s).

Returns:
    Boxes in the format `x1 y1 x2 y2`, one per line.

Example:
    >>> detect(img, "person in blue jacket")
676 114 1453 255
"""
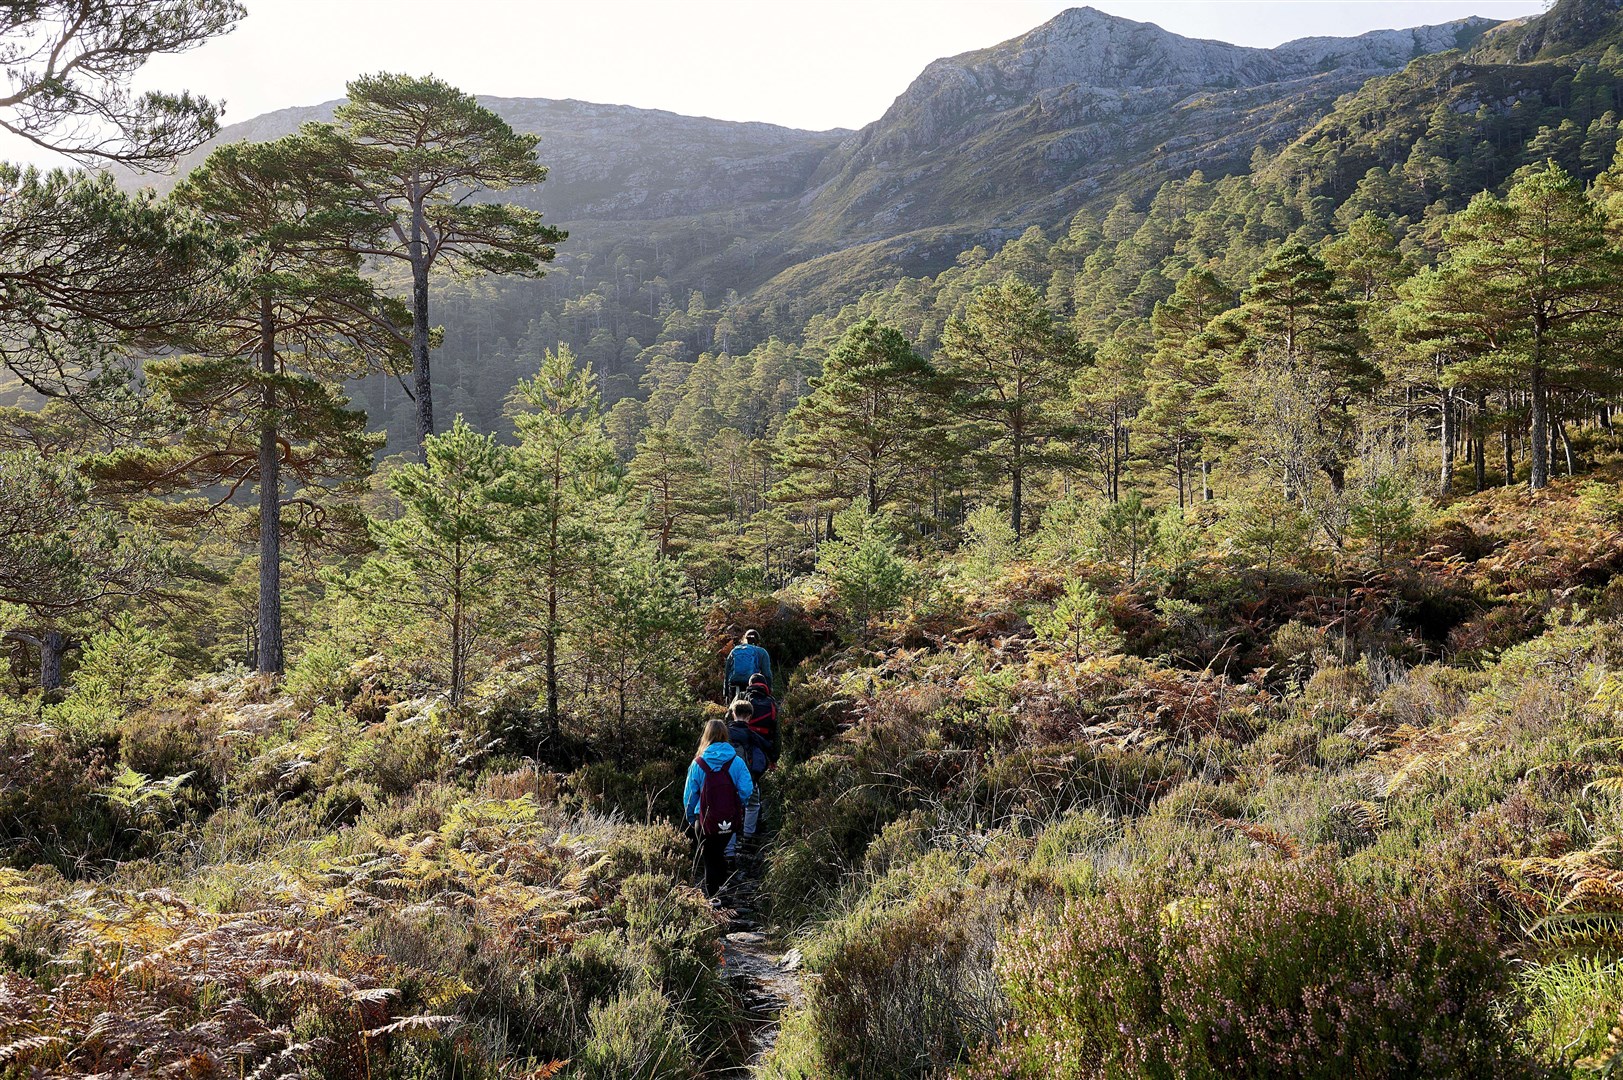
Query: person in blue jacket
683 717 755 898
724 628 772 699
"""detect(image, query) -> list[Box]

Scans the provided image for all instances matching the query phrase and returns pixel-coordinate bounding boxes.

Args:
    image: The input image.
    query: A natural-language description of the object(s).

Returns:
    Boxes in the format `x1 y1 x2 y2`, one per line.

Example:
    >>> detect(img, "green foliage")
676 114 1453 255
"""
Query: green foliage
981 862 1527 1079
935 277 1088 536
353 418 513 703
76 613 174 709
578 986 695 1079
816 508 912 637
1346 472 1426 566
284 641 358 710
1034 579 1117 662
956 503 1023 586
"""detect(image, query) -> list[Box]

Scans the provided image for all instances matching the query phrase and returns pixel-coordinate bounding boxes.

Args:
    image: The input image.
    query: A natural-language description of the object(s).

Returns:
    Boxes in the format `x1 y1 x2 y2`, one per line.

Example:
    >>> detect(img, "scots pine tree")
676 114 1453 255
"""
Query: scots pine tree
355 418 512 704
1403 163 1623 489
777 318 936 515
936 278 1088 537
1204 242 1375 508
131 134 406 673
327 74 566 451
627 423 729 561
507 347 619 730
1135 268 1232 506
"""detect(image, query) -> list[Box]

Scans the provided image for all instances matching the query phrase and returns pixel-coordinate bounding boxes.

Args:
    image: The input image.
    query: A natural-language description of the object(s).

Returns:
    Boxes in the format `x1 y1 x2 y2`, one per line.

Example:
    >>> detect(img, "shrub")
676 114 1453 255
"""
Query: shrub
0 724 121 872
1517 955 1623 1067
817 507 914 639
977 860 1530 1079
789 868 1004 1078
576 986 694 1080
284 641 358 710
1034 579 1118 663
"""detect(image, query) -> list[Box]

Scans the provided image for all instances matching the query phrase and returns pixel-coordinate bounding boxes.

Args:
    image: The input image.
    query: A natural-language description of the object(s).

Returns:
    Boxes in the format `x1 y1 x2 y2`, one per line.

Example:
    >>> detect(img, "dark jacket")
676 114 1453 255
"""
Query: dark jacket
743 685 780 764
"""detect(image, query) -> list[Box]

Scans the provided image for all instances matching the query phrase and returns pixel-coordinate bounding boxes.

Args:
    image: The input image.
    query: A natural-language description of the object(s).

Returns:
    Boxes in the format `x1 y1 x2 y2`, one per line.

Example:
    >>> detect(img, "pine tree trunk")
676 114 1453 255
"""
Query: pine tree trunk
451 554 466 706
39 629 64 692
1011 429 1024 538
1175 444 1186 510
1439 386 1454 496
1473 391 1487 492
1011 463 1023 539
1201 460 1213 501
410 195 434 453
257 292 283 675
546 477 560 734
1503 413 1515 488
1530 353 1550 490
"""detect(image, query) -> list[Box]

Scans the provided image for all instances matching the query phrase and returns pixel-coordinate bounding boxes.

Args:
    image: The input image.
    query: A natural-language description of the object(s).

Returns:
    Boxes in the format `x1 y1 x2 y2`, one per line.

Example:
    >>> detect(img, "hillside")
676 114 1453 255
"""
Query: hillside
756 9 1495 313
119 8 1497 332
20 0 1623 1074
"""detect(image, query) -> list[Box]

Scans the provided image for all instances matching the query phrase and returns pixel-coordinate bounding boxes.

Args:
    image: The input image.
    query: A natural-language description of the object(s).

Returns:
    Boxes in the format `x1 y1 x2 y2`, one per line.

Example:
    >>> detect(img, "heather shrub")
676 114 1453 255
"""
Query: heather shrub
781 857 1006 1079
0 723 121 872
576 986 694 1079
978 860 1528 1079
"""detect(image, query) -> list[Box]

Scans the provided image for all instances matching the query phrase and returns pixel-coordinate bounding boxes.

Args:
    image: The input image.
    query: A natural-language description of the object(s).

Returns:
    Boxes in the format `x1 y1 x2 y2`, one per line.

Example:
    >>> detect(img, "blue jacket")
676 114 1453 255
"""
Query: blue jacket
683 742 755 823
725 642 772 687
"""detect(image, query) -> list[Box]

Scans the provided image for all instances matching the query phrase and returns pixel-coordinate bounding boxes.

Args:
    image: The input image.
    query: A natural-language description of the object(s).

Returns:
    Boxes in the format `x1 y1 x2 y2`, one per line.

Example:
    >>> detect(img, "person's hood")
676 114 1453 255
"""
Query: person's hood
698 742 740 769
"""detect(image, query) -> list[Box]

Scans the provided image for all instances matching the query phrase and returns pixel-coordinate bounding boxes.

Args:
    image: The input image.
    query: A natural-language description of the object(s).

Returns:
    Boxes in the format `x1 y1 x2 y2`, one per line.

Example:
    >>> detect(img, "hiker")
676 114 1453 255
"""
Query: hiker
683 716 754 898
726 673 780 860
724 628 772 700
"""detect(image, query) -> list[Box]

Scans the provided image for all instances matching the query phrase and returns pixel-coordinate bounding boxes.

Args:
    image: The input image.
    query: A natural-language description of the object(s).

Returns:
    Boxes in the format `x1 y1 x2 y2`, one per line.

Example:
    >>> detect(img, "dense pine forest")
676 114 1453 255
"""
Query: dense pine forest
13 0 1623 1076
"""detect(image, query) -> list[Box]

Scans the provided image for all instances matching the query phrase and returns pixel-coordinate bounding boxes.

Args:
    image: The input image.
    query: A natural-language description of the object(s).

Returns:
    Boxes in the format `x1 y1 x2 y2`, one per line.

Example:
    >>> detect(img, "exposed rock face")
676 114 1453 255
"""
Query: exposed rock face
118 6 1500 310
791 8 1495 247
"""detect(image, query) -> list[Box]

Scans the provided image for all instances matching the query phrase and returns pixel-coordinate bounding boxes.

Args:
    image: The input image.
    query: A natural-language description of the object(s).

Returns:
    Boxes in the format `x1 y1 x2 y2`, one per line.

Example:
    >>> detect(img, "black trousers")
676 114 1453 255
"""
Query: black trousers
700 833 732 897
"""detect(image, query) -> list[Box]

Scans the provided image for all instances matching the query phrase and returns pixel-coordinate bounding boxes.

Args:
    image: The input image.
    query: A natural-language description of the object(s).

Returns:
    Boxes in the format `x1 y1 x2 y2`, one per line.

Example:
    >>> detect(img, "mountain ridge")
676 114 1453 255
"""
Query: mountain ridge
120 6 1502 302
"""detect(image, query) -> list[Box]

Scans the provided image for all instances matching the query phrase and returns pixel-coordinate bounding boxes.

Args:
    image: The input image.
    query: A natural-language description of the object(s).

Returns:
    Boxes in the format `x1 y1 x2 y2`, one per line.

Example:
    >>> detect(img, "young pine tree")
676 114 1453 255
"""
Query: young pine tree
355 418 513 704
626 423 730 562
816 507 912 641
506 347 619 730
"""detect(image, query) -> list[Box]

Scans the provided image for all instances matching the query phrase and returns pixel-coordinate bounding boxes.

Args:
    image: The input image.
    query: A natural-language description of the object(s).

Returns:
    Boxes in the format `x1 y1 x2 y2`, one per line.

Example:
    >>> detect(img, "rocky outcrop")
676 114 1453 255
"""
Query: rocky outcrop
790 8 1496 248
118 6 1506 314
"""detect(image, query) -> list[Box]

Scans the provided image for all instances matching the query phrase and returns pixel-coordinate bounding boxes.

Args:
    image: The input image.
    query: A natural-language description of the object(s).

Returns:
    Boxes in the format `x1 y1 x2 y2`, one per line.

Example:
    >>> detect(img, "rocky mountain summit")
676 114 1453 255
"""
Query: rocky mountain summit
120 6 1504 314
770 8 1495 304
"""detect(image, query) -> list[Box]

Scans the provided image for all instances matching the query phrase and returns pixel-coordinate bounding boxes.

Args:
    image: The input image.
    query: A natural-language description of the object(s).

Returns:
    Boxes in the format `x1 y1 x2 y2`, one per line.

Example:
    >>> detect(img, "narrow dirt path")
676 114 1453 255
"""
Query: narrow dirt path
713 874 807 1076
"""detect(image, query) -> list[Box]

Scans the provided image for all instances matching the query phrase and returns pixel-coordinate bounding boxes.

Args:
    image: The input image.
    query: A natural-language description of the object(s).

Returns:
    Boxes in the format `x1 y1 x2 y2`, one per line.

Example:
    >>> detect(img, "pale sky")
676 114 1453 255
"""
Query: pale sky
5 0 1549 167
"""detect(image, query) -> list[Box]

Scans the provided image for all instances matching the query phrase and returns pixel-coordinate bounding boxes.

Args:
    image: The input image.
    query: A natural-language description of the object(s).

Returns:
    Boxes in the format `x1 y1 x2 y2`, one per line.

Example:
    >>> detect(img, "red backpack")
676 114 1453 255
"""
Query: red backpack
695 753 743 836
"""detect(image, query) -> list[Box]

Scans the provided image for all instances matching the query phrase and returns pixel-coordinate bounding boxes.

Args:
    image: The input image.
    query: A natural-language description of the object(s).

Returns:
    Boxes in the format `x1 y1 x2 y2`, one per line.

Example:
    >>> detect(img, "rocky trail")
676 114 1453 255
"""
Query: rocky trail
712 871 808 1076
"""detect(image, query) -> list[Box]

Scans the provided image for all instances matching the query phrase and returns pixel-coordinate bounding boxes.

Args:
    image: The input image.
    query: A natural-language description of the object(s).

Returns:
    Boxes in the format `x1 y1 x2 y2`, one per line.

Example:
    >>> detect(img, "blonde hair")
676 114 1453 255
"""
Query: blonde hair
731 698 753 721
698 717 730 753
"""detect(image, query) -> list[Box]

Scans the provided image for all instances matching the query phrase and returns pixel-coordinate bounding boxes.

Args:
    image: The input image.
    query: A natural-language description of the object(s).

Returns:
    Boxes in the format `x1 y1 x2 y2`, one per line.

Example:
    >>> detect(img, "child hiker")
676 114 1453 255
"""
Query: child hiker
726 675 780 861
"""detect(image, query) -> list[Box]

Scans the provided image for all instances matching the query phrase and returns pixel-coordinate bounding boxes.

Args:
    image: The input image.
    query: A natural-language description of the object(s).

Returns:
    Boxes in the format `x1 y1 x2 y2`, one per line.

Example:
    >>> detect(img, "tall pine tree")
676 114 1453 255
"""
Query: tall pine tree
327 74 566 452
132 134 406 673
935 278 1087 536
